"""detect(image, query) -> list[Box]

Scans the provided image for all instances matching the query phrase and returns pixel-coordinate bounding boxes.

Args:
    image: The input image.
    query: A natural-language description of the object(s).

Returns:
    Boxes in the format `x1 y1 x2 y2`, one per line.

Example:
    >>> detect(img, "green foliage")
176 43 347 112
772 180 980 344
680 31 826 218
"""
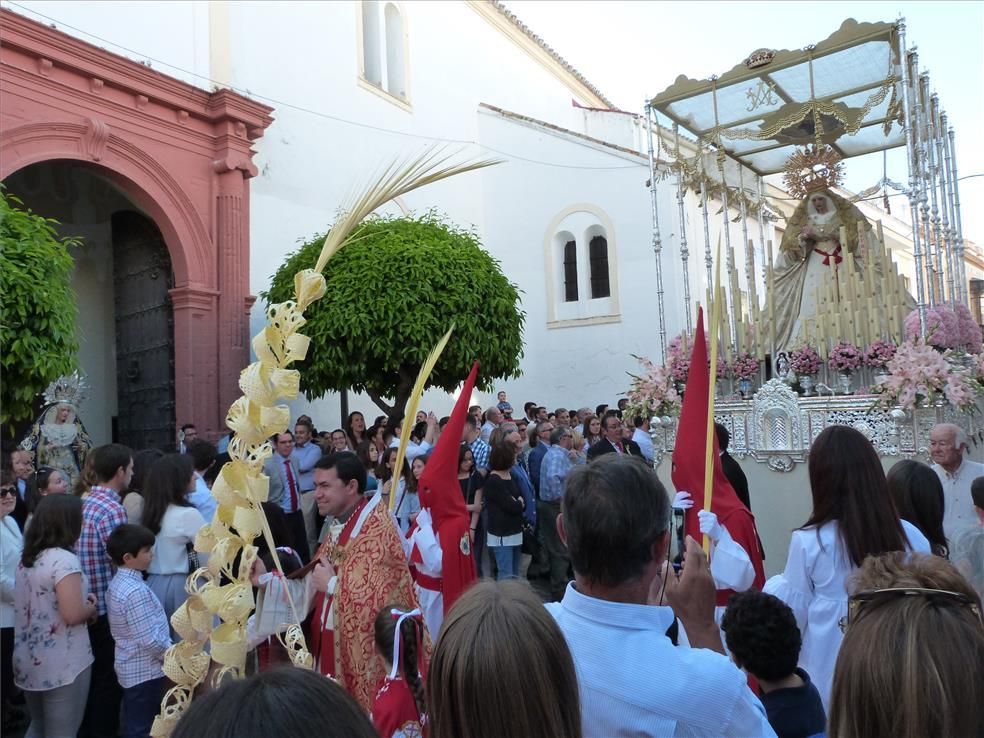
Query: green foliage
1 190 80 432
263 212 525 417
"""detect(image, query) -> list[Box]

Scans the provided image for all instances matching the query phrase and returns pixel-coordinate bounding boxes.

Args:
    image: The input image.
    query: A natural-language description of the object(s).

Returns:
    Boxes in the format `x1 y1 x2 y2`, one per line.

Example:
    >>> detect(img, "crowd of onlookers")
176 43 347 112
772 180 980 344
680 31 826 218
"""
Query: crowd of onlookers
1 389 982 738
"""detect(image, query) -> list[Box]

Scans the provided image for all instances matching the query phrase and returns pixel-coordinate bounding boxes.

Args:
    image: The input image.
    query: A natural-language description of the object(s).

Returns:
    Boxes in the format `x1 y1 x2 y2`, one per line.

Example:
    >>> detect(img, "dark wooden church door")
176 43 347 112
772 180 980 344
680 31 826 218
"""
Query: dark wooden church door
112 210 176 451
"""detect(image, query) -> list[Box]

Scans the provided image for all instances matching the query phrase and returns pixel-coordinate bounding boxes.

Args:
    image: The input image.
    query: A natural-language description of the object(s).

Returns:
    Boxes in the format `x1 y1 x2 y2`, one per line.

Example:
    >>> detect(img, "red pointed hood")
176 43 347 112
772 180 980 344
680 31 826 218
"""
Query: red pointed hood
416 362 479 614
670 308 764 602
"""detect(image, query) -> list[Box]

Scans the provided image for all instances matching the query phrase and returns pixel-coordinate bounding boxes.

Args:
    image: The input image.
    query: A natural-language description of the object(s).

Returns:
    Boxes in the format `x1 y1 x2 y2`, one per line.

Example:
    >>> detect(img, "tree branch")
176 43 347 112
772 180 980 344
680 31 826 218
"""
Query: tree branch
365 389 395 420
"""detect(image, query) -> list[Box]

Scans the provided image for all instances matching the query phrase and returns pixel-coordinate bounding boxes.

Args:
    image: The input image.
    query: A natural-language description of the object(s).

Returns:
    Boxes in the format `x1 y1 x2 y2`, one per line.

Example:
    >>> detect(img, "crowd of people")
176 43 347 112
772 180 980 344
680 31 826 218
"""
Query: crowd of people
1 388 982 738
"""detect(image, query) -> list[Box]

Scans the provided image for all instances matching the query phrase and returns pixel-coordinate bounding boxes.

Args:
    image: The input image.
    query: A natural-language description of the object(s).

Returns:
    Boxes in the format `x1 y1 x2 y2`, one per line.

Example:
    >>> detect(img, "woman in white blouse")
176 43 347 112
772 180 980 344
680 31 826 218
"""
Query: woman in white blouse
142 454 207 632
764 425 931 711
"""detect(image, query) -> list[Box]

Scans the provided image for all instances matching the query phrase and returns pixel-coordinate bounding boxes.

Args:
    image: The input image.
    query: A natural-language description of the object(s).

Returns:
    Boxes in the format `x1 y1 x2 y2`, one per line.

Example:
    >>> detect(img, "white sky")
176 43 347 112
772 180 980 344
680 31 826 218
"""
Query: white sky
505 1 984 243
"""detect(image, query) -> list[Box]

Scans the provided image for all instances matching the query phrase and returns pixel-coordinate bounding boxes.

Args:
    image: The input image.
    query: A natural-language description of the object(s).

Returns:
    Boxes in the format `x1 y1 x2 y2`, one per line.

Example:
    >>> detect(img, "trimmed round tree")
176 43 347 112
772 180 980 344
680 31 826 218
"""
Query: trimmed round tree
1 190 80 434
263 212 525 420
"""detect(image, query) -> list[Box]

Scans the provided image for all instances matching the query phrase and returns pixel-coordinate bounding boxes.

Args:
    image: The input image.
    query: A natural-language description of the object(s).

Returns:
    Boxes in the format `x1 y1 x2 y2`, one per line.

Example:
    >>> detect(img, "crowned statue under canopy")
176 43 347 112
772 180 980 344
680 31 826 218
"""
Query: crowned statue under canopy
20 372 93 490
771 148 913 354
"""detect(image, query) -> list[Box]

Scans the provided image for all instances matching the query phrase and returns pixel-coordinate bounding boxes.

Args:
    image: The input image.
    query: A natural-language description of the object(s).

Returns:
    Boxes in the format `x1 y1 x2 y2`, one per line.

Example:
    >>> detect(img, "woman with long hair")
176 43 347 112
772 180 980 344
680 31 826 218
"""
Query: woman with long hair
142 454 206 629
457 445 485 575
371 605 426 738
344 412 369 450
121 448 164 526
764 425 931 710
886 459 949 557
483 441 525 580
428 580 581 738
13 495 96 738
581 414 602 450
828 552 984 738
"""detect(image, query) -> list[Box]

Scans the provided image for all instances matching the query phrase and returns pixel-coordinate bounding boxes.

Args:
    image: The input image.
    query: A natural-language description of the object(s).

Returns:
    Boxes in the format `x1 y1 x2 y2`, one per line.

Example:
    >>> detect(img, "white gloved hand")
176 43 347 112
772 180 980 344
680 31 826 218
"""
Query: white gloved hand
698 510 724 542
672 491 694 510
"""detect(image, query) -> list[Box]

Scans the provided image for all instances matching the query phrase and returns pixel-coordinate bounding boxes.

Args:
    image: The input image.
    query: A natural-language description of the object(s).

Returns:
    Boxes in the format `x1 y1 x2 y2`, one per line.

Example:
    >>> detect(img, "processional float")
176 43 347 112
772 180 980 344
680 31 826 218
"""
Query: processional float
633 18 981 471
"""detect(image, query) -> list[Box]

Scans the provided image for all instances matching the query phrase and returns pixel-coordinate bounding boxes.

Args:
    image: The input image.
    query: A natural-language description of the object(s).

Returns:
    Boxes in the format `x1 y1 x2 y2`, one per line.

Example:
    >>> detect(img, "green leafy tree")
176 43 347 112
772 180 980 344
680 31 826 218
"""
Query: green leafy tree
1 190 80 433
263 212 525 420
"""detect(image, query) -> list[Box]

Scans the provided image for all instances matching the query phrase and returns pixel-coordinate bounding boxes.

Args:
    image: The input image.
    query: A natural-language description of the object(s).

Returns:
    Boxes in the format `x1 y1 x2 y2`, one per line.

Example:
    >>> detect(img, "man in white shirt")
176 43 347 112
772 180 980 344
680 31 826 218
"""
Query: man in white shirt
929 423 984 540
631 415 655 463
479 406 502 443
546 455 775 738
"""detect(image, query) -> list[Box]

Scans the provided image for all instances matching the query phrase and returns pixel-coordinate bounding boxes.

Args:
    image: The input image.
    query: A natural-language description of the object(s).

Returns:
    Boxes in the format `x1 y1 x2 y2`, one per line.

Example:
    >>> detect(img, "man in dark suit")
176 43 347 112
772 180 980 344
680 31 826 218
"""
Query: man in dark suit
714 423 751 511
587 414 644 461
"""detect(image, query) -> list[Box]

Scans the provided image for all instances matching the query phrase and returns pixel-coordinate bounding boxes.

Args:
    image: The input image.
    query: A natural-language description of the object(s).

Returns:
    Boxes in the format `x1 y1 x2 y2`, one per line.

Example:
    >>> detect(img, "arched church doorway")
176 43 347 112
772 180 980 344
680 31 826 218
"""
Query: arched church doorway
4 160 176 449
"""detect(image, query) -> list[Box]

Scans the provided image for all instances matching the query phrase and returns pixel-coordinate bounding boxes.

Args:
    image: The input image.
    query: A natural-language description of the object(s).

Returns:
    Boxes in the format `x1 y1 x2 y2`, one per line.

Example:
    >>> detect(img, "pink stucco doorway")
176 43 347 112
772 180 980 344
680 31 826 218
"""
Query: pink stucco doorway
1 8 273 444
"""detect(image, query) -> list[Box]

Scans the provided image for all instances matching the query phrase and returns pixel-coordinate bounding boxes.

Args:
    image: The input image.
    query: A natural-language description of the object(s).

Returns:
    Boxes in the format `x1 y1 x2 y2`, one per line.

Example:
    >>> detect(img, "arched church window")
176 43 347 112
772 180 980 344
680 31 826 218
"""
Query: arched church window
384 3 406 98
361 1 382 87
563 240 579 302
589 235 610 298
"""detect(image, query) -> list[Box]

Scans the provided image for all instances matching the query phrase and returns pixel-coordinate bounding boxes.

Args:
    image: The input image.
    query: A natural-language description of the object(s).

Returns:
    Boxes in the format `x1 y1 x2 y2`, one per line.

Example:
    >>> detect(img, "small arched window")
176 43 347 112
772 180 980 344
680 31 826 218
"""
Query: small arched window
384 3 406 98
589 235 610 298
563 240 578 302
361 1 382 87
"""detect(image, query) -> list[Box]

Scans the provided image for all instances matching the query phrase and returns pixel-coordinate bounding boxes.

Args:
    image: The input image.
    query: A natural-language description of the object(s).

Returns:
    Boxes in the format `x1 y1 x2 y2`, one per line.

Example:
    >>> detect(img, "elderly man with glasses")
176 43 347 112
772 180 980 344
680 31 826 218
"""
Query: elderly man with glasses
587 414 644 461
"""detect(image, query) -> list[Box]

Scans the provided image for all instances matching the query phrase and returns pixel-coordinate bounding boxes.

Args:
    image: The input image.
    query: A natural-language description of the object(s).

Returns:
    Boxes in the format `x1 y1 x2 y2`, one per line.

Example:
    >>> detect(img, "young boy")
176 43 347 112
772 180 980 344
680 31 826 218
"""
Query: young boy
106 524 172 738
721 590 826 738
496 391 513 420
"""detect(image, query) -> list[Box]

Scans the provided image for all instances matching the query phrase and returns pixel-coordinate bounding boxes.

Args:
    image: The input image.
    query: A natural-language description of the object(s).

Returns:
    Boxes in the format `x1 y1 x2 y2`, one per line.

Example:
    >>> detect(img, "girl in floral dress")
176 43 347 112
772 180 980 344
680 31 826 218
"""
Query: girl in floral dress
13 495 97 738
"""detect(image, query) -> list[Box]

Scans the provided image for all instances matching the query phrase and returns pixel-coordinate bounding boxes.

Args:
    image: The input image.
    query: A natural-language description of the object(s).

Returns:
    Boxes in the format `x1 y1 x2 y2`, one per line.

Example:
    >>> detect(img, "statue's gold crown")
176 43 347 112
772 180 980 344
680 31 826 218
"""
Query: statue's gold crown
782 145 845 200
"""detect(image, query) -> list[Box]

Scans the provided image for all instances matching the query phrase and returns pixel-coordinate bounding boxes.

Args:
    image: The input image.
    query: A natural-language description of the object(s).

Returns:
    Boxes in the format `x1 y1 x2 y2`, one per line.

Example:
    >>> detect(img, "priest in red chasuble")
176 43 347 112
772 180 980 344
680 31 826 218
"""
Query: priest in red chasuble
253 451 423 711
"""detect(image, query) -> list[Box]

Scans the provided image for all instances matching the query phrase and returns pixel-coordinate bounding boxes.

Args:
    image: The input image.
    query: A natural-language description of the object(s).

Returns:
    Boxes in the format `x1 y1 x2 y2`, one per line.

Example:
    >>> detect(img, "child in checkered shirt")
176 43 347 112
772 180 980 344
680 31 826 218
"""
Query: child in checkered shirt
106 525 172 738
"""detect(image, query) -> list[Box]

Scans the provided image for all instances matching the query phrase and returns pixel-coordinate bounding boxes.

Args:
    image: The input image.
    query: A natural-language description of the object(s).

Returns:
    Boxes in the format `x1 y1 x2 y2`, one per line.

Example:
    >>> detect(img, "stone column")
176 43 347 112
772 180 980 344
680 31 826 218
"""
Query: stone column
214 149 257 425
169 284 221 437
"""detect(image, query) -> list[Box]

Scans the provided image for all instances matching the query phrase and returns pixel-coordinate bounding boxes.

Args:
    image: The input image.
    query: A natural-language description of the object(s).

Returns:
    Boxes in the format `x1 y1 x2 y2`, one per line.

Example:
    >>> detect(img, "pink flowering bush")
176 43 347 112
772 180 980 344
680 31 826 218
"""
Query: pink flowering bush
953 302 983 354
625 354 681 419
863 339 897 369
731 352 759 380
903 305 960 349
828 342 862 372
789 345 822 376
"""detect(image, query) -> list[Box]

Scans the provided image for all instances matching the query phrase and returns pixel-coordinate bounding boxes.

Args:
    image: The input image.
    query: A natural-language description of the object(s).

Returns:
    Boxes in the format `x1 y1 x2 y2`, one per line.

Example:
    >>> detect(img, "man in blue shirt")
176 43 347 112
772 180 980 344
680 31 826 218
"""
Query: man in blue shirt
546 455 775 737
539 426 577 600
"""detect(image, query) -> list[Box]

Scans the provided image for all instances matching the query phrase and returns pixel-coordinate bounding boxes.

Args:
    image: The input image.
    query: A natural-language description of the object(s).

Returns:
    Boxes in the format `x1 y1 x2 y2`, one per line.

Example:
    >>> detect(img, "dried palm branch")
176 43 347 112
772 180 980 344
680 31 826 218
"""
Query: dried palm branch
389 325 455 512
315 147 502 272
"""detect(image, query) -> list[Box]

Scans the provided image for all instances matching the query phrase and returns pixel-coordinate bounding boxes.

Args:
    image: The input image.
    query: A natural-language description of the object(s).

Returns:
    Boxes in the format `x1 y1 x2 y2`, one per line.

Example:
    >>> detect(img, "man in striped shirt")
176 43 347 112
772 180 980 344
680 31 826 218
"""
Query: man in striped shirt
78 443 131 738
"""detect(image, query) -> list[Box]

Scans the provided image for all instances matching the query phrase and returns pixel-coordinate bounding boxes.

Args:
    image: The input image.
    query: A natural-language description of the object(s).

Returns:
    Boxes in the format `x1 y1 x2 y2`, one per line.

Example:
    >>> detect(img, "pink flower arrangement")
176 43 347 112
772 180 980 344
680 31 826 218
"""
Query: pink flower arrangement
828 342 862 372
953 302 983 354
863 339 897 369
944 371 978 411
731 351 760 380
903 305 960 349
666 331 728 382
625 354 682 419
789 345 822 376
873 339 955 410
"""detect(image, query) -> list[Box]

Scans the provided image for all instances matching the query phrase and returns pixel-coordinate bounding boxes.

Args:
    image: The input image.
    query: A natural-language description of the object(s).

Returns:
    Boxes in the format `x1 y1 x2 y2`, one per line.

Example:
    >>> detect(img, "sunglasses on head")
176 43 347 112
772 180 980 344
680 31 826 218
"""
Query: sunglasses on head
838 587 983 633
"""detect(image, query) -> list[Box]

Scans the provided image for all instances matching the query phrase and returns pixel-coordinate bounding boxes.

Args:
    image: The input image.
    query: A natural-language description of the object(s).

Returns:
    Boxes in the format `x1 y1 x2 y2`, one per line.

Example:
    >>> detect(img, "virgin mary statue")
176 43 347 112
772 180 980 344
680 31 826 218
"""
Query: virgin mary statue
20 373 92 490
772 188 892 353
